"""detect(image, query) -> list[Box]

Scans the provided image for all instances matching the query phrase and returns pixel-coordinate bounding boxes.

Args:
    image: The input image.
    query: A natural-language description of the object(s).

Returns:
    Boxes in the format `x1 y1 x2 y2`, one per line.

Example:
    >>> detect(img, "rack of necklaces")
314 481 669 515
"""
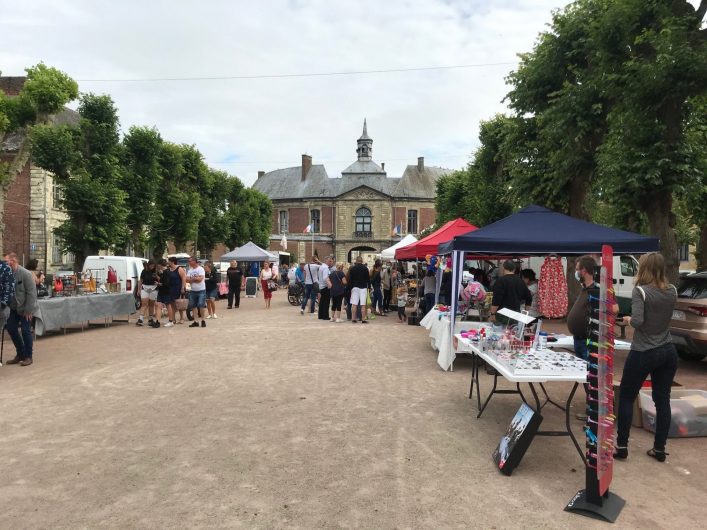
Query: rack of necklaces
565 244 625 522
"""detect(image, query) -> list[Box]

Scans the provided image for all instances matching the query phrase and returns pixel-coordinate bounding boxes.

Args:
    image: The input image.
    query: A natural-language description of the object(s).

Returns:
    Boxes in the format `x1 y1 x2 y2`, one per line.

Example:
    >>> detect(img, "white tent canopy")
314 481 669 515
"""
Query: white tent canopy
380 234 418 260
221 241 277 262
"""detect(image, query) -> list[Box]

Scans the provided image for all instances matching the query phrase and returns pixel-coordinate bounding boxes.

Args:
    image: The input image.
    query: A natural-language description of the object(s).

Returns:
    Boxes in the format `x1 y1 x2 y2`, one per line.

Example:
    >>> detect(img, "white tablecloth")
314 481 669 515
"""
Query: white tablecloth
419 309 487 371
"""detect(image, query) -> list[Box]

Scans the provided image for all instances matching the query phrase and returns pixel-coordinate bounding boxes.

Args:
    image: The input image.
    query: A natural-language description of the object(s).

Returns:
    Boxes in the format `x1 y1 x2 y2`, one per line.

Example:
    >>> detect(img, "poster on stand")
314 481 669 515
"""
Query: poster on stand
245 277 258 298
492 403 543 476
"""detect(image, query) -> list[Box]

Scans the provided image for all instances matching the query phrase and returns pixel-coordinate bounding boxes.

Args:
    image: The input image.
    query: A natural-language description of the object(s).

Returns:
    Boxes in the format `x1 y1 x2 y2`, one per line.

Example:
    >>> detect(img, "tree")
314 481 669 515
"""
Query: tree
30 93 128 269
435 115 516 227
120 126 163 254
502 0 707 282
150 142 203 257
196 168 229 255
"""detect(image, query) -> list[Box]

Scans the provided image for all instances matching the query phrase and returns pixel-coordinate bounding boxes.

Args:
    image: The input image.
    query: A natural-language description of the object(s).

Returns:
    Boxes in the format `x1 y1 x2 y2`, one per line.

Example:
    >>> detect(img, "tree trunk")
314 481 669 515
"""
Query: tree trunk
565 170 592 312
697 222 707 272
644 191 680 284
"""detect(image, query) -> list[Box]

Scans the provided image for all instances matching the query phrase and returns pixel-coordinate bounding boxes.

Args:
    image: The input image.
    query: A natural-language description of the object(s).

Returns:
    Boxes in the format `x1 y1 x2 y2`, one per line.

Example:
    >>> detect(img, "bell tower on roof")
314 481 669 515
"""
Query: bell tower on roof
356 118 373 161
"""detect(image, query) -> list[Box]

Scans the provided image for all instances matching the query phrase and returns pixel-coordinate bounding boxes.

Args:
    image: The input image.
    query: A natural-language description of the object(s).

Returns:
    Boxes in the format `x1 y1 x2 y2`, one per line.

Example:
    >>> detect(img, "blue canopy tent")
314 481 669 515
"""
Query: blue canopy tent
436 205 659 371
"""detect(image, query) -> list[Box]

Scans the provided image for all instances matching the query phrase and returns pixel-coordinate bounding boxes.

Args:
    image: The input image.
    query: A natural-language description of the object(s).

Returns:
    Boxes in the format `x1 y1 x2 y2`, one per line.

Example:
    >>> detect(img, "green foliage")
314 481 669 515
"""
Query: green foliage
120 126 163 252
30 93 128 269
435 115 515 227
22 63 78 118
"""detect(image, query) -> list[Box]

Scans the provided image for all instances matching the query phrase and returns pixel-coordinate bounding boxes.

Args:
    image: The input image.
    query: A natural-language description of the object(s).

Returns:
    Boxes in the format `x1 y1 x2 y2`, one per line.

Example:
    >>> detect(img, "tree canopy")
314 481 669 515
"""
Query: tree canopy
436 0 707 277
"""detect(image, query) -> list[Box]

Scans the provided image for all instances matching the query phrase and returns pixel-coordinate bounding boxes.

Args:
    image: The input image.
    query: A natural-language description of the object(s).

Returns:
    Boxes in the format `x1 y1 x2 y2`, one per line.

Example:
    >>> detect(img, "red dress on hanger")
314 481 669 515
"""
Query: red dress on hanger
538 256 568 318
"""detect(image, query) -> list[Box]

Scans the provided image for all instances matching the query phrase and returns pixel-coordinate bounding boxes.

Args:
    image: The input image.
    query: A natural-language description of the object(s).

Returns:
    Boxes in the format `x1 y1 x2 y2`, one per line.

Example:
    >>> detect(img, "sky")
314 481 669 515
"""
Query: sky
0 0 573 186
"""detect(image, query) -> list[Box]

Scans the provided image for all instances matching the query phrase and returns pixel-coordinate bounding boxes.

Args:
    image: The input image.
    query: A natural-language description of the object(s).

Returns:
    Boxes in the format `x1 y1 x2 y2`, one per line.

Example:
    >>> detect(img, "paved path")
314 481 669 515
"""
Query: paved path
1 292 706 528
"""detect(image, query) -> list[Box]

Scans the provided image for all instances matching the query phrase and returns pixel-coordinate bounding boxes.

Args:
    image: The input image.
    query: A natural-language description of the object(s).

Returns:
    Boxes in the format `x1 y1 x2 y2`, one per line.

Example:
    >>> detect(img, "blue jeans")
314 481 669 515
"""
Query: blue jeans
617 343 678 452
301 284 316 313
371 287 383 313
7 308 33 360
424 293 436 316
573 337 589 360
188 290 206 309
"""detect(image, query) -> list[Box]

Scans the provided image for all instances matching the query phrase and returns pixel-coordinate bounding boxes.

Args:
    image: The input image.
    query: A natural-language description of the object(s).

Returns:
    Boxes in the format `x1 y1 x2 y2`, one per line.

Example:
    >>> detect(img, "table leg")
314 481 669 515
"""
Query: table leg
564 383 585 464
539 383 567 411
527 382 542 412
477 372 498 418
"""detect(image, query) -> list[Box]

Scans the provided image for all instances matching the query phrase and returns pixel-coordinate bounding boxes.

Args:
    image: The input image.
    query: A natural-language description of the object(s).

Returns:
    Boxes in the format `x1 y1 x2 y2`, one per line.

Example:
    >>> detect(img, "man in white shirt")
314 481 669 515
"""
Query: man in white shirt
300 257 320 315
186 256 207 328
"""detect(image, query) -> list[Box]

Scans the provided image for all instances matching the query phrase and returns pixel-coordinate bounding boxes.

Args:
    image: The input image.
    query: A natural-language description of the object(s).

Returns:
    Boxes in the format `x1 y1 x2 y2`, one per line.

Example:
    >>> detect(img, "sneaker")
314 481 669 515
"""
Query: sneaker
361 320 369 324
213 314 218 319
189 321 199 328
201 320 206 328
153 320 160 328
136 319 144 326
351 320 357 323
300 309 304 315
164 322 174 328
336 319 343 323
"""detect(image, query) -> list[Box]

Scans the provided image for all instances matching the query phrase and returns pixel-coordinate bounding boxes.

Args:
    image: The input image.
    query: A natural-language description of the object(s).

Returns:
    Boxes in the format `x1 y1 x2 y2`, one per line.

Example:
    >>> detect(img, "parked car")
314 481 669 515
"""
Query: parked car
670 271 707 362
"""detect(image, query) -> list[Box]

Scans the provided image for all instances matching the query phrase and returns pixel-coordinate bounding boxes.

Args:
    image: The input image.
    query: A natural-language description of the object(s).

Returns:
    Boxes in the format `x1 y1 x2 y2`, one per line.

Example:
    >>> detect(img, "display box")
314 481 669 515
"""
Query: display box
639 389 707 438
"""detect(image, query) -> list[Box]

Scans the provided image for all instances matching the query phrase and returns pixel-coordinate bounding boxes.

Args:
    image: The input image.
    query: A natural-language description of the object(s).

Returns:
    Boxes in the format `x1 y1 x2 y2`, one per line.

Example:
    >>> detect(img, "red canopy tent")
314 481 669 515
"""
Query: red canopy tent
395 218 477 260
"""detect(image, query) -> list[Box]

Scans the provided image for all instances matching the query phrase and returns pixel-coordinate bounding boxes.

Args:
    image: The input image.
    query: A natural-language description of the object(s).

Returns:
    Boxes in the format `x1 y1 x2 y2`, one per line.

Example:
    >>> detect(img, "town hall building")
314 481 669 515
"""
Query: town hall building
252 121 451 263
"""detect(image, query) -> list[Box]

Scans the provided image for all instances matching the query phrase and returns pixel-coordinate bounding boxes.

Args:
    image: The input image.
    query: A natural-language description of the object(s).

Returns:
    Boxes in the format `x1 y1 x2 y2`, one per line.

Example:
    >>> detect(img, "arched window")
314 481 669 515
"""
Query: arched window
355 207 372 234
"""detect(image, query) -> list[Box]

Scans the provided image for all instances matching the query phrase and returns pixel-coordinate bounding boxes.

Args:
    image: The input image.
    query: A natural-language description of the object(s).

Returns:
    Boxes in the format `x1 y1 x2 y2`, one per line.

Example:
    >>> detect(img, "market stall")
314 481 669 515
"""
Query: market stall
35 292 137 336
221 242 278 295
380 234 417 261
395 218 477 261
437 205 659 370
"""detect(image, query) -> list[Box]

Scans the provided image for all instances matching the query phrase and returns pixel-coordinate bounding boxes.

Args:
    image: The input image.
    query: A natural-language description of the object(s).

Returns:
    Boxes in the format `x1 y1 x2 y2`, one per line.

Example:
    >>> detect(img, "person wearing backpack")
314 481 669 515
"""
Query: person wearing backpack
615 252 678 463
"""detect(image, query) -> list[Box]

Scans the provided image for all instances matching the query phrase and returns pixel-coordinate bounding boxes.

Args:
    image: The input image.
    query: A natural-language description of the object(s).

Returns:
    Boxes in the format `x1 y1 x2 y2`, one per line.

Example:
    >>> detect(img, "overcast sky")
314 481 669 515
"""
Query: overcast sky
1 0 572 186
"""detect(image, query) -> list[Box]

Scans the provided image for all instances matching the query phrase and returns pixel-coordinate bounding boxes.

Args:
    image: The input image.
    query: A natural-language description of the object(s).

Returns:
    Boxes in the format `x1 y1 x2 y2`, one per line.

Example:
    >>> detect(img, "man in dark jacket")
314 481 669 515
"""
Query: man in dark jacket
226 260 244 309
490 260 532 325
4 252 38 366
347 256 371 323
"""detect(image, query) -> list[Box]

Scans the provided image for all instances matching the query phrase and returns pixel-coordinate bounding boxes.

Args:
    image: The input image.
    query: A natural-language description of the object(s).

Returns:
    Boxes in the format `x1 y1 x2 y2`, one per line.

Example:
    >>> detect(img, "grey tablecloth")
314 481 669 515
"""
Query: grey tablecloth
35 293 137 336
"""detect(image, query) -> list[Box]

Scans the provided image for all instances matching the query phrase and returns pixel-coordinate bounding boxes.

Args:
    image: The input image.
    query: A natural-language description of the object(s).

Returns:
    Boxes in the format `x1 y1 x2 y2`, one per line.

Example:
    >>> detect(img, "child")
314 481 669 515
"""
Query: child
397 284 408 323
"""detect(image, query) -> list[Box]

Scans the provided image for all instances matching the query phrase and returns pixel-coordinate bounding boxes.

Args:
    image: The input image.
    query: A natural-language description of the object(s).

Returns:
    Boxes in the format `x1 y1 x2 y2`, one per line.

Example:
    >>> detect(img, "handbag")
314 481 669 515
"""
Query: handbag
267 279 278 291
107 266 118 284
308 265 319 294
175 296 188 311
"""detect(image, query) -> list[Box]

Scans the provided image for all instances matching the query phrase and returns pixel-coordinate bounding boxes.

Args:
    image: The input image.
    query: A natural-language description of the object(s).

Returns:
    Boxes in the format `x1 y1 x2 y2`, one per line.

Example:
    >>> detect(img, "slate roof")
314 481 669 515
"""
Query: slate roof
1 108 80 153
253 161 450 200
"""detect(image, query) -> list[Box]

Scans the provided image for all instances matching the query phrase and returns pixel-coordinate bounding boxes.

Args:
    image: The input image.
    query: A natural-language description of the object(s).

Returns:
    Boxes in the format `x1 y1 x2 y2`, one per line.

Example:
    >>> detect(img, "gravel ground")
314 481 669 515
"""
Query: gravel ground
0 292 705 529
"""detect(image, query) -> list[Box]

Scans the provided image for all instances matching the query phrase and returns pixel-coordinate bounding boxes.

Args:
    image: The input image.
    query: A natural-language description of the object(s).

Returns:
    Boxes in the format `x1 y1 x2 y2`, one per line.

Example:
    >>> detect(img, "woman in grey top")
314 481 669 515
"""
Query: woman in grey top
615 253 678 462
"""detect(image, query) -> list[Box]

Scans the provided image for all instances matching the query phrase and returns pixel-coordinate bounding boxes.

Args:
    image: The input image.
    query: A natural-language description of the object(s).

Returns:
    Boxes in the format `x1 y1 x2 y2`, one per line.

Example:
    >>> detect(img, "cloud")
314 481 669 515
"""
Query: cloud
0 0 571 185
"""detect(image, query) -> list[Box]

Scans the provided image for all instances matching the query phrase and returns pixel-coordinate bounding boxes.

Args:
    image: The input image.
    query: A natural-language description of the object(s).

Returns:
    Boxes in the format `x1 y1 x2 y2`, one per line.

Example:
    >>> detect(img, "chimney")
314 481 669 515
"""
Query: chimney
302 154 312 181
417 157 424 172
257 170 265 179
381 162 385 171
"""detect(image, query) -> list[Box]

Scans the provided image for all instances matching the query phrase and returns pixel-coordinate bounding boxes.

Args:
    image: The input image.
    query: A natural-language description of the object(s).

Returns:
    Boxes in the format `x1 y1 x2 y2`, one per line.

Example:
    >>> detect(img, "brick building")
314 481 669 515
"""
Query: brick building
252 121 450 264
1 76 77 271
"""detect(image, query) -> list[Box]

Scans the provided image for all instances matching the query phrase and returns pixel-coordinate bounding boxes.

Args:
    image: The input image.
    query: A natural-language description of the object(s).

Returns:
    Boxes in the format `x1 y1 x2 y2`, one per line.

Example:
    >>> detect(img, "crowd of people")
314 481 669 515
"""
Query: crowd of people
291 255 412 323
135 257 247 329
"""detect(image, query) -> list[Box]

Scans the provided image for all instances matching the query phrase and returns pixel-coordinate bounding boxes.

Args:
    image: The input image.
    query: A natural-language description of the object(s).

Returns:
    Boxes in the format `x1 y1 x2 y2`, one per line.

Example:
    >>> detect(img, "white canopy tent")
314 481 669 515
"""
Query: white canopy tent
380 234 417 260
220 241 277 262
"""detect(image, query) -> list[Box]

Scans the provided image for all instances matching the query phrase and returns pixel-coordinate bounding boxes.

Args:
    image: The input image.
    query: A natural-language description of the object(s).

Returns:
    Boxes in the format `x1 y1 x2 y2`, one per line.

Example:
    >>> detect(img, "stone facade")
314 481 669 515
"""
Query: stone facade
253 121 448 264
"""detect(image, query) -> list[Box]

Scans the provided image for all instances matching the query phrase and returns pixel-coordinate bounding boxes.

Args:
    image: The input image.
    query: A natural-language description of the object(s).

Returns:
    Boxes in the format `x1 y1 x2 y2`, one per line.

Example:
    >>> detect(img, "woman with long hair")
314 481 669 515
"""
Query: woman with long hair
615 252 678 463
260 261 274 309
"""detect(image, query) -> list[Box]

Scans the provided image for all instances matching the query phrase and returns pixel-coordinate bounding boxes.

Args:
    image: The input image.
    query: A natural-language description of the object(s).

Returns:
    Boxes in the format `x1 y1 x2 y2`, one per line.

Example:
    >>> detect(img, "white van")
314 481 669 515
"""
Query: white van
522 255 639 315
82 255 147 300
